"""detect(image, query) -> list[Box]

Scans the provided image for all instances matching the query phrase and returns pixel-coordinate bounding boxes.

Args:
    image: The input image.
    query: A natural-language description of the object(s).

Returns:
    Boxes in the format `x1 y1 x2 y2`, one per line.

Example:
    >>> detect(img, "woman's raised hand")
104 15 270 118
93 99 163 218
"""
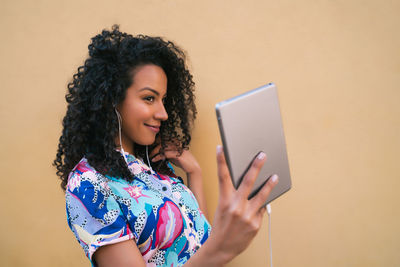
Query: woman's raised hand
151 144 201 175
205 145 279 265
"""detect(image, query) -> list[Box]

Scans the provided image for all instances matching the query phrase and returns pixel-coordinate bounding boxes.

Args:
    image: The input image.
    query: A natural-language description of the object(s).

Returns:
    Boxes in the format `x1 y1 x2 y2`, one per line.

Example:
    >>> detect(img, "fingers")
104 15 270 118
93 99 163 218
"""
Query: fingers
149 144 161 158
150 141 179 159
254 206 267 223
151 154 165 162
151 146 179 162
216 145 234 197
249 174 279 213
258 206 267 216
237 152 267 198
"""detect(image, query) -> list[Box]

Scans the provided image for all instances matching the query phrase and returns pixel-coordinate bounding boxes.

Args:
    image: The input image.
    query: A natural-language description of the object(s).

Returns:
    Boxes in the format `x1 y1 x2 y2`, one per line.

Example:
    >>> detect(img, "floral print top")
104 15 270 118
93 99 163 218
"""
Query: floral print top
65 151 211 266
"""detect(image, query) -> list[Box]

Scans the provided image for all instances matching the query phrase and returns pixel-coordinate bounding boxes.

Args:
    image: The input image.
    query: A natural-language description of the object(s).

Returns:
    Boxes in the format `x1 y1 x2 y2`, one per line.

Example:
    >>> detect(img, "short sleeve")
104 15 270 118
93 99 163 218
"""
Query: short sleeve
65 170 135 264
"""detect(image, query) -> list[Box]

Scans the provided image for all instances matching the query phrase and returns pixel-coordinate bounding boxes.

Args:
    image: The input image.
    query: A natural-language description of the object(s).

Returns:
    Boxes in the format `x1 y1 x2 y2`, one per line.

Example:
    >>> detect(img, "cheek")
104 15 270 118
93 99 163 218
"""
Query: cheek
125 103 151 123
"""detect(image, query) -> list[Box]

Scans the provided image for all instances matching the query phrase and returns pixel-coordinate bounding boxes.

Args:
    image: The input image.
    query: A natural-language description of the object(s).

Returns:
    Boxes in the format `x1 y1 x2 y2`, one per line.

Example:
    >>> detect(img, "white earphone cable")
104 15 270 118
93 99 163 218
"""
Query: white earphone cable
115 108 129 166
267 204 273 267
115 108 153 172
146 145 153 172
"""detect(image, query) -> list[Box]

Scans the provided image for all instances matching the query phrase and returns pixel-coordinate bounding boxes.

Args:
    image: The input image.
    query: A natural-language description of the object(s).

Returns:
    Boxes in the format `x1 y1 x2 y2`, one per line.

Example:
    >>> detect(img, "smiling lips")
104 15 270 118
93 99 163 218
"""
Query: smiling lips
144 123 160 133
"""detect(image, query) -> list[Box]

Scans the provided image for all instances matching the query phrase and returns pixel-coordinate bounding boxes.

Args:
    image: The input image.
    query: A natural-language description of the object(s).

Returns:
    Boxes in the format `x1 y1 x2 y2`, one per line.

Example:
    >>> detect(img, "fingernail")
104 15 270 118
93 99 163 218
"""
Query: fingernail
217 145 222 153
271 174 279 183
257 152 266 160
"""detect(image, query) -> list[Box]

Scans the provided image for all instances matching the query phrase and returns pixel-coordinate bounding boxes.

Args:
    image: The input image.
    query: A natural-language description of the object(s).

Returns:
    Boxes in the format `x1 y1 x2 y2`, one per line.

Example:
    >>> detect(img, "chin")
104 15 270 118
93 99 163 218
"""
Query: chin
138 138 156 146
133 133 158 146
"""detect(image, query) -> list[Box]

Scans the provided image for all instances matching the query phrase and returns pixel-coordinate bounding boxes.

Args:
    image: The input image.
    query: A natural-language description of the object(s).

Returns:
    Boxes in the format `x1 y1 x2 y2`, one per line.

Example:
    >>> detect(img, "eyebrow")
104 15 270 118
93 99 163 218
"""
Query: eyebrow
139 87 167 97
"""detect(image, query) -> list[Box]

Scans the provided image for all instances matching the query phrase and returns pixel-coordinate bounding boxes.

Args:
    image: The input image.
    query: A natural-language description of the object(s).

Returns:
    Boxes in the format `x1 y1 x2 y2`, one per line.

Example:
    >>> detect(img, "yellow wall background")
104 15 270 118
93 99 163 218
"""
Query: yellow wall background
1 0 399 266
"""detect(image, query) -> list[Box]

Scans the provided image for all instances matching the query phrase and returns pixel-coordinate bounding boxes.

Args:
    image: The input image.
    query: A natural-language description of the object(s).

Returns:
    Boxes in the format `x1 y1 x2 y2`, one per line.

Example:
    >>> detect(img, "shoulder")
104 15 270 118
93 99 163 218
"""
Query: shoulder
65 158 137 262
65 158 115 221
66 157 110 193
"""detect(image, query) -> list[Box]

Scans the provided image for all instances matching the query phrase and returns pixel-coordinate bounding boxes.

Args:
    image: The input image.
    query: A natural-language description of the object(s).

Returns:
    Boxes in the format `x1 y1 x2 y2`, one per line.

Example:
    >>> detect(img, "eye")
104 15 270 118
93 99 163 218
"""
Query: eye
143 96 155 102
162 97 167 104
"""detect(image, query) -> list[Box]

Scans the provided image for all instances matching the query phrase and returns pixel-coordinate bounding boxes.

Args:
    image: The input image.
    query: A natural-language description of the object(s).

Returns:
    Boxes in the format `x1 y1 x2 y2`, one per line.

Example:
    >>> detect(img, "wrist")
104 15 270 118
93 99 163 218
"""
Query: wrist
203 235 233 266
186 164 202 177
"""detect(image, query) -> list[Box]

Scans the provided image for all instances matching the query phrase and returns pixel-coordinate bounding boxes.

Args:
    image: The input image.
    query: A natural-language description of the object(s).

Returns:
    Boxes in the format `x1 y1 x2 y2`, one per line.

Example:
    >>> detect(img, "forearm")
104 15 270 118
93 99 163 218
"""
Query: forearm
187 169 208 219
182 236 228 267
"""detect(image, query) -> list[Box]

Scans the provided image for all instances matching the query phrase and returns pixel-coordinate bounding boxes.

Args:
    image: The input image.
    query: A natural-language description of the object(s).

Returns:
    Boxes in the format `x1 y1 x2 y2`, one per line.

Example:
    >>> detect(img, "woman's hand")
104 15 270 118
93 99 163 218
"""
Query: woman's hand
151 144 201 175
206 145 279 264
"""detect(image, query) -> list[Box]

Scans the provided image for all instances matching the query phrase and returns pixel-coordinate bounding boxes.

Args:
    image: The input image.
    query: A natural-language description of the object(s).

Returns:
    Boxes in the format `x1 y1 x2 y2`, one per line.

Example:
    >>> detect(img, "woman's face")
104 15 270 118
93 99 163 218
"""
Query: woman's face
117 64 168 153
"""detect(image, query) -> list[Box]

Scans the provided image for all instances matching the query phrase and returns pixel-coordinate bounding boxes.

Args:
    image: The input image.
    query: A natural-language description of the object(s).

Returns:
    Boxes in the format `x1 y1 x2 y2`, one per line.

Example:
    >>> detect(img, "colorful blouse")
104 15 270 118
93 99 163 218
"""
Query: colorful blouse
65 151 211 266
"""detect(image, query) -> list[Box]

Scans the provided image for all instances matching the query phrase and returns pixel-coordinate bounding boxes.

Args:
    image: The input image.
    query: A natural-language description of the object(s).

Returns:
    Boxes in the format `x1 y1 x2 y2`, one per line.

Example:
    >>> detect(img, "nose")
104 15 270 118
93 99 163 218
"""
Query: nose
155 102 168 121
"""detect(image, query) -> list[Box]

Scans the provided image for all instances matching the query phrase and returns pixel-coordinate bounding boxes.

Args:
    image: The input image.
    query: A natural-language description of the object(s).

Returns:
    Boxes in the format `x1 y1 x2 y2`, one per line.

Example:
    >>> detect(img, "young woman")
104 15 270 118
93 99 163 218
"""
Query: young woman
54 25 279 267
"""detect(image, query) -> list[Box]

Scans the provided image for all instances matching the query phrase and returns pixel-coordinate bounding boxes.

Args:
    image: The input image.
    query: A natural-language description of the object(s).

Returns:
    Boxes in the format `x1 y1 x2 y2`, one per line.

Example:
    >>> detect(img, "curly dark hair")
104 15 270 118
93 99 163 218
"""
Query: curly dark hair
54 25 197 191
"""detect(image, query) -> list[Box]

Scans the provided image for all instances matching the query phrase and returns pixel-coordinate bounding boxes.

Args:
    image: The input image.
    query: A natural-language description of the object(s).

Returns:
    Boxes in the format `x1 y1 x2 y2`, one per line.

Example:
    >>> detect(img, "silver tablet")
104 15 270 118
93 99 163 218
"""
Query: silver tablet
215 83 291 205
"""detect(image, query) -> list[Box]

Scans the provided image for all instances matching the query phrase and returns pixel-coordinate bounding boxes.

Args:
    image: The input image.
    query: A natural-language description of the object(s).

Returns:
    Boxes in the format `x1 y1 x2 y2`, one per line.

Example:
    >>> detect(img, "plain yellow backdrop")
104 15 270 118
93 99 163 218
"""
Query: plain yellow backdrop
1 0 399 266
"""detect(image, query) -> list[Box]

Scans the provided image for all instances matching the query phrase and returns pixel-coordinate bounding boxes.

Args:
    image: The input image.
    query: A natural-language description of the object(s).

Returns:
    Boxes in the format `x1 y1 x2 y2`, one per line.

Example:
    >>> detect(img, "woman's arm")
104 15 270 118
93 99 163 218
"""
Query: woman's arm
184 146 279 266
93 237 223 267
95 146 278 267
93 239 146 267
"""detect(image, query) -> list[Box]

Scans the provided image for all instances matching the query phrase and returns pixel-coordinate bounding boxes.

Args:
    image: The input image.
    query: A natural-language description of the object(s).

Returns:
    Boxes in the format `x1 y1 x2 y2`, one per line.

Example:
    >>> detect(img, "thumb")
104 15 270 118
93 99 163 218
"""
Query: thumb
216 145 234 198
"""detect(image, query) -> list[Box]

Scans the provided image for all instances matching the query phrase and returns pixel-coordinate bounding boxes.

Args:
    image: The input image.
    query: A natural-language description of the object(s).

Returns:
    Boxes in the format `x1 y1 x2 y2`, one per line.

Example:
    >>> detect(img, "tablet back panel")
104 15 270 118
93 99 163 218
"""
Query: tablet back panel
215 83 291 204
